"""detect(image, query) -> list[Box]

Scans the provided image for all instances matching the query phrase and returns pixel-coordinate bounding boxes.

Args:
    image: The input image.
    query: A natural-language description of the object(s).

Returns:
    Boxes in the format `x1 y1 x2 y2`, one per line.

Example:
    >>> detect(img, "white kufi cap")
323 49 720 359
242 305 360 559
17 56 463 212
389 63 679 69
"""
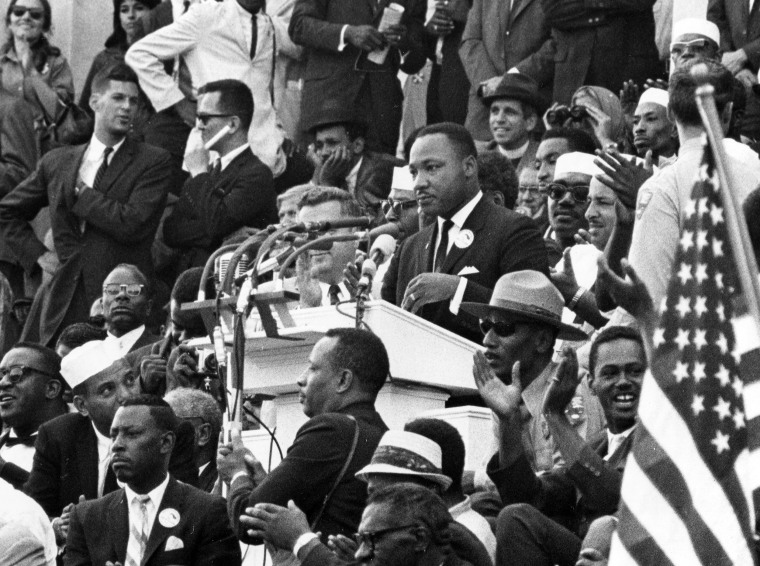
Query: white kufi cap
61 340 121 390
554 152 602 178
672 18 720 46
636 88 669 110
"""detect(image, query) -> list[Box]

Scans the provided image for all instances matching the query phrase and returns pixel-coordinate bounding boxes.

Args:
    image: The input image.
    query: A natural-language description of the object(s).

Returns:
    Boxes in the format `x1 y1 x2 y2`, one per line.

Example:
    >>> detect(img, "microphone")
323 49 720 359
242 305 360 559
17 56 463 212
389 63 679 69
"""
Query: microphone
357 234 397 296
288 217 372 233
369 221 402 240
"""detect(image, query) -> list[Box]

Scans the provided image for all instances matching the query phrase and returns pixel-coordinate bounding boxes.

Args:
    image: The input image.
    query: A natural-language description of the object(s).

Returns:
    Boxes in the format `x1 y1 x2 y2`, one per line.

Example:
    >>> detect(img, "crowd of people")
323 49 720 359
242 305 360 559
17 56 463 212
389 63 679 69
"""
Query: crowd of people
0 0 759 564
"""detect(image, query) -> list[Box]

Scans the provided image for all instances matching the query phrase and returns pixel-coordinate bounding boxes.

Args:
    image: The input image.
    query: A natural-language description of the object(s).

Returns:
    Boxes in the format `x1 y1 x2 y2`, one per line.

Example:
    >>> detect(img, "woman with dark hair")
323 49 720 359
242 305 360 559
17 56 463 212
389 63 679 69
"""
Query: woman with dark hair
79 0 159 135
0 0 73 119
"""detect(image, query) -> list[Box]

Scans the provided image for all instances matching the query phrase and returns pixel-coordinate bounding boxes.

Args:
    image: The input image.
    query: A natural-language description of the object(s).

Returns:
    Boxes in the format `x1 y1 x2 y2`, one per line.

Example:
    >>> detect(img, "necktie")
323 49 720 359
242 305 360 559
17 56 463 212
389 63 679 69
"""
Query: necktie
328 285 341 305
4 435 36 447
434 219 454 272
209 158 222 179
93 146 114 191
250 14 258 59
125 495 151 566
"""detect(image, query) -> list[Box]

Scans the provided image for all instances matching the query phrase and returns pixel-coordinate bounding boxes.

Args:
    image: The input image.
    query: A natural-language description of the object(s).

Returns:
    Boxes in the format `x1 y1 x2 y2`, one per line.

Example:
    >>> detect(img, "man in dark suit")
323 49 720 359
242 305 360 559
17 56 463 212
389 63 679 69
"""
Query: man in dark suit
288 0 425 154
460 0 553 141
475 325 646 565
310 106 400 224
218 328 389 556
100 265 160 355
64 395 240 566
163 79 278 270
381 122 548 344
24 342 197 540
0 63 173 347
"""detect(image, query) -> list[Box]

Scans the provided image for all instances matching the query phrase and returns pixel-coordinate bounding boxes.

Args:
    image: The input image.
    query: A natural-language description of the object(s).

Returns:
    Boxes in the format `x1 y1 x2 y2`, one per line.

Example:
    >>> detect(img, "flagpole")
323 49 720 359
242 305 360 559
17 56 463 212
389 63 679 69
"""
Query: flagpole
692 64 760 330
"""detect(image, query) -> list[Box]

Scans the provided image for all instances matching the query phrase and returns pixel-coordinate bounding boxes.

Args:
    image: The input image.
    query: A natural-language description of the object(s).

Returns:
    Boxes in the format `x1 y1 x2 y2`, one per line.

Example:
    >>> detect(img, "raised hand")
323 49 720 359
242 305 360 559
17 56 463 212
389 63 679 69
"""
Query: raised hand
594 148 653 210
542 347 580 416
596 256 653 322
550 247 580 304
240 500 311 550
473 352 522 418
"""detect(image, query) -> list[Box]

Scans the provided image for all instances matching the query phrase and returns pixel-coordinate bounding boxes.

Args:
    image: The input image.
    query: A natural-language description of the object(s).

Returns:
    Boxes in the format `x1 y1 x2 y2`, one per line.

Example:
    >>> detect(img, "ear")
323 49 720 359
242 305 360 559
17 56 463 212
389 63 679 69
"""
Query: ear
491 191 505 207
525 111 539 133
89 92 101 114
229 115 242 135
73 395 89 417
160 430 176 455
336 369 354 394
351 136 365 156
533 327 555 354
462 154 478 179
197 423 212 448
411 526 431 553
44 378 62 400
587 373 597 396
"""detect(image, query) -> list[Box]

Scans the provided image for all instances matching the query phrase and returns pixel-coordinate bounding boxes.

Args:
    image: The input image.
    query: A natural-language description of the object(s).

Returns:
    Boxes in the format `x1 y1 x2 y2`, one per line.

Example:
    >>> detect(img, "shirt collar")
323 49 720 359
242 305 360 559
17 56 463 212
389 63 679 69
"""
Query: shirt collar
447 496 472 519
87 134 126 161
105 325 145 353
345 157 363 192
606 423 636 448
124 473 170 506
440 191 482 231
497 140 529 160
219 143 250 171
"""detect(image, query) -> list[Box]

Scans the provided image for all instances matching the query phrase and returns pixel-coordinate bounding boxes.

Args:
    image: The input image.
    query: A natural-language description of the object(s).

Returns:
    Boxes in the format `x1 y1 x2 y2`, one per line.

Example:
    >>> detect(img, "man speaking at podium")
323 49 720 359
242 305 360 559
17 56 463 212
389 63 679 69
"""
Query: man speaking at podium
381 122 549 343
217 328 389 562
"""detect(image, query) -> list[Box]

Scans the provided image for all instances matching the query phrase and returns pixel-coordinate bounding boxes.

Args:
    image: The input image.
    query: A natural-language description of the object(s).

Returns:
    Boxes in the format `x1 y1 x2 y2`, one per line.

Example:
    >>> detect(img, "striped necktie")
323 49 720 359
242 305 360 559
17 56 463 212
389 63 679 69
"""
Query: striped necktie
93 146 113 191
125 495 151 566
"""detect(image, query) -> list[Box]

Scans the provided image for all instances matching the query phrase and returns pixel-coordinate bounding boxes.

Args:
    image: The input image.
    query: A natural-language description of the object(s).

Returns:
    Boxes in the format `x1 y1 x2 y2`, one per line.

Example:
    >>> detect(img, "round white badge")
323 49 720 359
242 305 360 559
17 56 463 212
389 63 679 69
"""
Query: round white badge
159 508 180 529
454 229 474 249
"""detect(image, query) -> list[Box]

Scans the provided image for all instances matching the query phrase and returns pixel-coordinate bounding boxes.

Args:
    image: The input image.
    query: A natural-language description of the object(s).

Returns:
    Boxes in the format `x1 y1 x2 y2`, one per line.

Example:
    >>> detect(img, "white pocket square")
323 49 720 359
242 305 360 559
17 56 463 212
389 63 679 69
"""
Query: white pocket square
457 266 479 276
165 535 184 551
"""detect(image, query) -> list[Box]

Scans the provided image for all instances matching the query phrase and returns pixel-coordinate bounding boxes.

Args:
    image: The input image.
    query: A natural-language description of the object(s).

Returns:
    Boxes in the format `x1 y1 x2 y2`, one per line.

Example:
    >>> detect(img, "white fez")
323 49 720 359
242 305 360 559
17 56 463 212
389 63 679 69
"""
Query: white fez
636 88 669 110
672 18 720 46
61 340 121 390
554 152 602 178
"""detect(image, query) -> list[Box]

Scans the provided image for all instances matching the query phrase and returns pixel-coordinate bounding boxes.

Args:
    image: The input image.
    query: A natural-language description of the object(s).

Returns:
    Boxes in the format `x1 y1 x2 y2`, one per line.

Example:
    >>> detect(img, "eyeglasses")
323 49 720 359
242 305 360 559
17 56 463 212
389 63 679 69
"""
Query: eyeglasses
381 198 418 216
0 365 57 384
103 283 145 297
518 185 541 194
196 113 231 126
479 319 518 337
541 183 590 204
11 6 44 20
670 38 712 58
354 524 421 553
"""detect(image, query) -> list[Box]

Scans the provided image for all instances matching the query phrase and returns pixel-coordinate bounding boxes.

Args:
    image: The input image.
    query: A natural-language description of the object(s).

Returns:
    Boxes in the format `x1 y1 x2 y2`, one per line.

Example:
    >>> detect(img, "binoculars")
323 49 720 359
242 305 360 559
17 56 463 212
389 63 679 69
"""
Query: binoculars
546 105 589 126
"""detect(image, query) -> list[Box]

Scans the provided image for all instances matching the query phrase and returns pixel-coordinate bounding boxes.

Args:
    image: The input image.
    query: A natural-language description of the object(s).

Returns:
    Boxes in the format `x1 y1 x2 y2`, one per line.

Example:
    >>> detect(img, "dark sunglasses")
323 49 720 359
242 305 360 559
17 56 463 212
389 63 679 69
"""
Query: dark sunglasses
479 319 518 337
196 113 231 126
0 364 57 384
354 524 420 553
381 198 418 216
541 183 590 204
11 6 44 19
103 283 145 297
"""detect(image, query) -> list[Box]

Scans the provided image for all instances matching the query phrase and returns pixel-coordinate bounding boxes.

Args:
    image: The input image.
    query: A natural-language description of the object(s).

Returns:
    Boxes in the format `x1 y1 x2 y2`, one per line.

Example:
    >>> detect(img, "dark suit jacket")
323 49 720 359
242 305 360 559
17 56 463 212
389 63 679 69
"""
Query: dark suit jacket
460 0 553 140
0 137 172 345
163 148 277 269
487 428 635 538
353 151 398 223
708 0 760 72
64 476 241 566
381 197 548 343
198 460 219 494
534 0 662 104
24 412 198 518
288 0 426 133
228 402 388 545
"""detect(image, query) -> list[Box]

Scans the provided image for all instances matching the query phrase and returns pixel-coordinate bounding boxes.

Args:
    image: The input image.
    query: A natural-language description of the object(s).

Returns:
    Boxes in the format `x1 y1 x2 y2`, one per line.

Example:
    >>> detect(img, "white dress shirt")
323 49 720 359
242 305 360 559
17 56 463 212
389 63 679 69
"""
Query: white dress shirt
605 425 636 461
345 157 363 195
92 423 112 498
0 431 36 472
79 136 126 189
433 191 482 315
103 325 146 355
124 474 171 557
219 143 251 171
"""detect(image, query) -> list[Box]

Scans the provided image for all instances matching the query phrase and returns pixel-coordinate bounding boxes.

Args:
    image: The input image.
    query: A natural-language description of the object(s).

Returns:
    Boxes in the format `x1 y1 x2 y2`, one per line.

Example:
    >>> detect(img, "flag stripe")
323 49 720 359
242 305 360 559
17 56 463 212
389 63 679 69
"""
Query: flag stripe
609 534 640 566
618 454 703 565
733 314 760 356
612 502 677 566
735 450 759 527
744 381 760 421
637 373 756 564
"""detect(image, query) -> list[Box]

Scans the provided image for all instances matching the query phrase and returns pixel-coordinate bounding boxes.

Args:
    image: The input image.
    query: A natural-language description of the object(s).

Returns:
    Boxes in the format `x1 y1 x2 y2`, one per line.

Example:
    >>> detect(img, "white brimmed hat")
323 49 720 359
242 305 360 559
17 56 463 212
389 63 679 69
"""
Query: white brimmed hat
61 340 121 390
356 430 453 490
461 271 589 341
554 152 602 178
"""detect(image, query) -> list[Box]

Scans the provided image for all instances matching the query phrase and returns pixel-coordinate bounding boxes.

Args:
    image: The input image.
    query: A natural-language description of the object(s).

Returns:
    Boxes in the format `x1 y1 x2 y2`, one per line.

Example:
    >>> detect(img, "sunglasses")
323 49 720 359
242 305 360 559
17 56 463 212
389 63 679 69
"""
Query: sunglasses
381 198 418 216
669 38 711 57
541 183 590 204
479 319 518 337
103 283 145 297
196 113 231 126
11 6 44 19
518 185 541 194
0 364 57 384
354 524 420 553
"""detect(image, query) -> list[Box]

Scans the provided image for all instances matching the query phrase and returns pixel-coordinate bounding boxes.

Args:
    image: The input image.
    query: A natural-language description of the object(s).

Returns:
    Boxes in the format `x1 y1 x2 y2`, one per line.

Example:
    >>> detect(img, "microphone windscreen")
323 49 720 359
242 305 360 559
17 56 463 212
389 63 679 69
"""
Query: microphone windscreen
371 234 397 259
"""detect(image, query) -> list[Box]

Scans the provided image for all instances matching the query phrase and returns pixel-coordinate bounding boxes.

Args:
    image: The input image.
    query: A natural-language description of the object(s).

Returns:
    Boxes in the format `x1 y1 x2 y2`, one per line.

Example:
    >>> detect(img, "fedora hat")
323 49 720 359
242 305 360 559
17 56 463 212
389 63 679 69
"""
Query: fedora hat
355 430 453 490
478 74 548 115
461 271 588 340
306 99 367 136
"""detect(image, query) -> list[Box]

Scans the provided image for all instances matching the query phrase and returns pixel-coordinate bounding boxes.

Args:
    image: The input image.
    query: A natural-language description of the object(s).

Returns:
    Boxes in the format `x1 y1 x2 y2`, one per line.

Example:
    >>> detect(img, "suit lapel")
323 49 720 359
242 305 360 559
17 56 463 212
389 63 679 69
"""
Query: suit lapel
97 138 135 195
509 0 533 23
439 198 489 275
77 421 99 500
109 491 130 563
142 478 184 563
422 224 437 272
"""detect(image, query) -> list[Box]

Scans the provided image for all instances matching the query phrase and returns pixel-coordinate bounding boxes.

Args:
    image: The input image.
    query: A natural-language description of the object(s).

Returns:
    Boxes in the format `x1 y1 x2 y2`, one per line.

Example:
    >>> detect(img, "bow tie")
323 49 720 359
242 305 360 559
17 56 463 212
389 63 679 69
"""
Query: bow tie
4 435 36 448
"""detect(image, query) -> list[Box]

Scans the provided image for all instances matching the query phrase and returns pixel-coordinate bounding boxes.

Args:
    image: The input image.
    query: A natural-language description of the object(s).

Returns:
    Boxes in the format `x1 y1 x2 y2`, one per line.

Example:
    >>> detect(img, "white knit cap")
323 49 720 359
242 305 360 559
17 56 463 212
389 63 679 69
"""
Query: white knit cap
392 166 415 192
355 430 452 490
554 152 602 178
61 340 121 390
636 88 669 110
672 18 720 46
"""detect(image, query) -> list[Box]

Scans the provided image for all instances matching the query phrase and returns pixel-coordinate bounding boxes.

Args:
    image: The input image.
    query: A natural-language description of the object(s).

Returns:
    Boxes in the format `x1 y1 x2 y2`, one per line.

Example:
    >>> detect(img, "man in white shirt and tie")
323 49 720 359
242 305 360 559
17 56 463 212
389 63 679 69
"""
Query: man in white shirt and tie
64 395 240 566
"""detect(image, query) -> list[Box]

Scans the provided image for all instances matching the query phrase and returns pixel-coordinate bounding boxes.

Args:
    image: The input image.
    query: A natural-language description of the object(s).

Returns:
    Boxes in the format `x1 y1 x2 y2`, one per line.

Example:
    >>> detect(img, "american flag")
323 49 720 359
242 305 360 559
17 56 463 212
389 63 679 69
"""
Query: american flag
609 136 760 565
